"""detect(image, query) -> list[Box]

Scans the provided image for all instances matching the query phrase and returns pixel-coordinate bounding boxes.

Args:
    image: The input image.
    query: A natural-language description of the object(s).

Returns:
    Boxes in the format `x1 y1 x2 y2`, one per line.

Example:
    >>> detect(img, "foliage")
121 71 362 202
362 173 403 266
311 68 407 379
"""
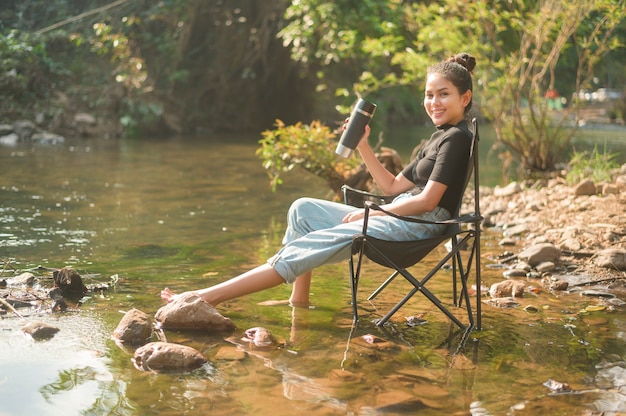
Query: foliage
565 145 620 185
0 30 56 118
279 0 412 120
119 99 163 137
76 20 147 90
2 0 308 136
278 0 626 174
256 119 359 191
389 1 623 172
479 0 624 172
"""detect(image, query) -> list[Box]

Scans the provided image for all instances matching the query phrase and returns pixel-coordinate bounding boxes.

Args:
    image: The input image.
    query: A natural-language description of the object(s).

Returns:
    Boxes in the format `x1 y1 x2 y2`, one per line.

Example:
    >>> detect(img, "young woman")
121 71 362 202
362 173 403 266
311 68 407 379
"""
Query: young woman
161 52 476 308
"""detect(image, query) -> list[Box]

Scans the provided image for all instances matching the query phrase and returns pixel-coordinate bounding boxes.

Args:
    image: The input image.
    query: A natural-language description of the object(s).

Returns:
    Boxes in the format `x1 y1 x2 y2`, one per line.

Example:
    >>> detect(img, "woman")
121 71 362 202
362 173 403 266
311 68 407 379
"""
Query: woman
161 52 476 307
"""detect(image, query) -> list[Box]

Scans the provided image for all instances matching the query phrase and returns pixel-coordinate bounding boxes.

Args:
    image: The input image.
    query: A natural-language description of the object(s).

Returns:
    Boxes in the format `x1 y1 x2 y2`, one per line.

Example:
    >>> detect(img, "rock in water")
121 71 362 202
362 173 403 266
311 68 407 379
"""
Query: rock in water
22 321 60 340
154 292 235 332
132 341 206 372
52 267 88 300
242 327 276 348
112 308 153 345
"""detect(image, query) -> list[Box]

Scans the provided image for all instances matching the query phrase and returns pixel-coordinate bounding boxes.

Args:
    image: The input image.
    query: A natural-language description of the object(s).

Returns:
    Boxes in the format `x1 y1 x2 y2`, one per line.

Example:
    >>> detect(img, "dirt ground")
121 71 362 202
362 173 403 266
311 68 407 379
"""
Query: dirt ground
479 173 626 285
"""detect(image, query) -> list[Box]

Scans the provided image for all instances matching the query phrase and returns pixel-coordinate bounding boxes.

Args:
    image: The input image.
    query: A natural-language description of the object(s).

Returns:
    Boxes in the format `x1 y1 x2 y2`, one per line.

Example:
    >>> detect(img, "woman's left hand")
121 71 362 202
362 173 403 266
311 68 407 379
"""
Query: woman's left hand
342 209 365 223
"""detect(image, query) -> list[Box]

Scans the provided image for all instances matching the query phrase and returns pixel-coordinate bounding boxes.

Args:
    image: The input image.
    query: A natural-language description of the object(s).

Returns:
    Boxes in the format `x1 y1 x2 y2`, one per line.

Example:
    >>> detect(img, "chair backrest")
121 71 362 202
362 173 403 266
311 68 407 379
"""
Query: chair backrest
439 117 479 236
468 118 481 220
453 117 480 218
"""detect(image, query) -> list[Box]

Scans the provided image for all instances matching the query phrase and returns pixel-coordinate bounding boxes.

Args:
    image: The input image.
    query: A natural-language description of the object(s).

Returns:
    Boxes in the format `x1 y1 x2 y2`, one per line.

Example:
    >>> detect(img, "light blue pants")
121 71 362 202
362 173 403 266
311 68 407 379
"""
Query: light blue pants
267 194 451 283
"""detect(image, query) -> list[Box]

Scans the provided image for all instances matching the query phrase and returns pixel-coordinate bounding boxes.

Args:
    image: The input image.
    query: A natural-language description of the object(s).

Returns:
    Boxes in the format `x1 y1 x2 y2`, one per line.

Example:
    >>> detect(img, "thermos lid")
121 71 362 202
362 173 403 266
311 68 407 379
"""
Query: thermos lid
356 98 377 117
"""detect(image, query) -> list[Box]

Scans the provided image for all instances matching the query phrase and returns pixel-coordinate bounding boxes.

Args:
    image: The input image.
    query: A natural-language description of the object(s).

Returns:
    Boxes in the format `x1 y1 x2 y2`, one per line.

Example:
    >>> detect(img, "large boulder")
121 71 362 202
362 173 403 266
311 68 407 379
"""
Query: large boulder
132 341 206 372
154 292 235 332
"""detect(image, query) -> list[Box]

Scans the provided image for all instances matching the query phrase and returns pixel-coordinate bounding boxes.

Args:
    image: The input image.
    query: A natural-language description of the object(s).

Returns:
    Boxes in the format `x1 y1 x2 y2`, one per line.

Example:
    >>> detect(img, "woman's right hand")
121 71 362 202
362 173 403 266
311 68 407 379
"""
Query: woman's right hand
341 117 371 151
341 118 371 149
355 125 371 151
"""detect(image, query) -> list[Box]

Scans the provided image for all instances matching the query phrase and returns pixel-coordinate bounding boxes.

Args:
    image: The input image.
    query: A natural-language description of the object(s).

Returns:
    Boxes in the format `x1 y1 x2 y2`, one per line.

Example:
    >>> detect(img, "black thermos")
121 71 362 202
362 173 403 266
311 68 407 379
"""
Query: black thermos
335 98 377 158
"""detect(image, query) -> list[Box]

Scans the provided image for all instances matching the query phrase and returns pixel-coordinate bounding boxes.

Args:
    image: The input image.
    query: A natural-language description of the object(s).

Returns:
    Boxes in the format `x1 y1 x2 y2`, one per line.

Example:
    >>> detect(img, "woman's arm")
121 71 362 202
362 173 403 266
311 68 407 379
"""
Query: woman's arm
343 179 447 223
356 125 415 196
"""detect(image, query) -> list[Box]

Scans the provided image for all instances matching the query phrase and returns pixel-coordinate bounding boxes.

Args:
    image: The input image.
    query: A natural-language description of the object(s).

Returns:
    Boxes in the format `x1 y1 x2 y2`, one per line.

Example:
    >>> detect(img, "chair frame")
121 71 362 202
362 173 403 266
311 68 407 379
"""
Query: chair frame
342 118 482 330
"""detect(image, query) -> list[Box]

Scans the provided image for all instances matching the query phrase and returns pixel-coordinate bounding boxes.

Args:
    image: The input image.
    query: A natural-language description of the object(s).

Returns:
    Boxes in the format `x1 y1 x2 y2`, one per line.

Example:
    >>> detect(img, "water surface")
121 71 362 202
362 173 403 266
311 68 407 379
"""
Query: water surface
1 128 625 415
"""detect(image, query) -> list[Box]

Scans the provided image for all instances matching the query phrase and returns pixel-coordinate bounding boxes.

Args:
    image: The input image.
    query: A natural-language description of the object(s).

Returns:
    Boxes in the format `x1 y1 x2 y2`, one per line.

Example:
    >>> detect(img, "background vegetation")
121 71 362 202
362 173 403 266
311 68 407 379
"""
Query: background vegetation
1 0 625 178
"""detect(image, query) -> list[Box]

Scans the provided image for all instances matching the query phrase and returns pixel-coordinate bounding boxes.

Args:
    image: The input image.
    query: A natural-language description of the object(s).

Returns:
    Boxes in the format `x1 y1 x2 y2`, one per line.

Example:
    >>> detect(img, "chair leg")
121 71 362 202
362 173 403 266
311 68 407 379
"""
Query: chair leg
349 239 367 324
349 256 358 324
368 270 400 301
376 268 468 330
351 231 481 330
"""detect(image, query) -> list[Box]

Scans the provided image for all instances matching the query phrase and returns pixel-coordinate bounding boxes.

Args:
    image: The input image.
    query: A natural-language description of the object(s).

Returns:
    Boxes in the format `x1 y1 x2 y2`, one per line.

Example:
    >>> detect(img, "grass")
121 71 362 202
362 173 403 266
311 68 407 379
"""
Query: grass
565 144 620 185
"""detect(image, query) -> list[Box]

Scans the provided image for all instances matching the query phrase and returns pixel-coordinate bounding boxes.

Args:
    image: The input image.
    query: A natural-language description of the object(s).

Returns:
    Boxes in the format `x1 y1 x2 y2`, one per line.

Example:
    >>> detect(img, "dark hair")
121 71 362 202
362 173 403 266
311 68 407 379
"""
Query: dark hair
428 52 475 113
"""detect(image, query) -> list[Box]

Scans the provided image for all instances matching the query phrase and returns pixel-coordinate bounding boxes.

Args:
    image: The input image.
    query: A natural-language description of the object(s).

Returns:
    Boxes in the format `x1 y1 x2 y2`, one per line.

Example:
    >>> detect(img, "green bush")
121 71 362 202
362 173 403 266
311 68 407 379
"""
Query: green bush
0 31 47 107
257 119 359 192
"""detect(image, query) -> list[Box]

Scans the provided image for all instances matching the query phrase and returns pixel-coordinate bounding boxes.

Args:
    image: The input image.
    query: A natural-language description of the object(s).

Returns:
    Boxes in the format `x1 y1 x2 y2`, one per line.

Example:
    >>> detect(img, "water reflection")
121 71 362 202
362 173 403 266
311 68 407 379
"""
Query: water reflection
1 134 625 415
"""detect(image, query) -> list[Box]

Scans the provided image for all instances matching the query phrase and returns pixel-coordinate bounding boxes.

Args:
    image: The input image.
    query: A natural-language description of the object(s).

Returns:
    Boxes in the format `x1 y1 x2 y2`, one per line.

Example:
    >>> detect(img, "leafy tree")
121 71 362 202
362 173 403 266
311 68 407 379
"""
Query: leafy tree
278 0 626 173
2 0 314 136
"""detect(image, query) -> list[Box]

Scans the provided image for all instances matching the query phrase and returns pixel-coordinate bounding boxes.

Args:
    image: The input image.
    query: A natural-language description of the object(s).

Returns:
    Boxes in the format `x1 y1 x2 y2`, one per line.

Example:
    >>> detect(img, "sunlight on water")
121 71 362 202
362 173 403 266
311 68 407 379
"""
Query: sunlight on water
0 312 114 416
1 130 625 415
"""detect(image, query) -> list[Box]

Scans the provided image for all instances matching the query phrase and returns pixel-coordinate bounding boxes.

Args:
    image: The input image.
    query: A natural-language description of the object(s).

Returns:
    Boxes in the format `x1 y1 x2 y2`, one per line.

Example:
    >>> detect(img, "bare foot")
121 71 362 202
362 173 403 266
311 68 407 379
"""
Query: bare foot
256 299 311 308
160 287 178 303
289 299 311 309
256 299 290 306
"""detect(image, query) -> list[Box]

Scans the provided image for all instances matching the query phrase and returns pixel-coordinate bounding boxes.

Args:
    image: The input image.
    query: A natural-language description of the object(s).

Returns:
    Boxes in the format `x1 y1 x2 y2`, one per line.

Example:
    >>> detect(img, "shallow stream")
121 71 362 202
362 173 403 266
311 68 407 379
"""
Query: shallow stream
1 127 625 415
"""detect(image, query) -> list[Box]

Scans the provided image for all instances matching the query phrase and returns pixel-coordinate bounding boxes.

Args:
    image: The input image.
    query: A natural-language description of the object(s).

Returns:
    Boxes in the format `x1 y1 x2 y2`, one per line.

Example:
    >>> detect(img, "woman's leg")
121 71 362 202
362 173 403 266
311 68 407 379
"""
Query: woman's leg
161 263 285 306
289 271 311 306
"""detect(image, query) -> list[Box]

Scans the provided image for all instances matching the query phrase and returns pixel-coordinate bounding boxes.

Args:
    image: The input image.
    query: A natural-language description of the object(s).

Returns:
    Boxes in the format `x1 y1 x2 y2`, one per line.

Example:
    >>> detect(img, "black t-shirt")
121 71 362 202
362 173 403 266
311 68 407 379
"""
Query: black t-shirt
400 120 472 215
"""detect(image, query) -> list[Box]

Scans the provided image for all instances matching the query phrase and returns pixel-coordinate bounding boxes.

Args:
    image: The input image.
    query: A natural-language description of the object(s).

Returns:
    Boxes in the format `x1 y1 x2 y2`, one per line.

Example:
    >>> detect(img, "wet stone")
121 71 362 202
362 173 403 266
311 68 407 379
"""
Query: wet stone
485 297 520 308
549 280 569 291
154 292 235 332
7 272 36 286
52 267 88 300
489 280 525 298
241 327 276 348
22 321 60 340
503 269 527 278
132 341 207 373
352 334 398 351
112 308 153 345
517 243 561 266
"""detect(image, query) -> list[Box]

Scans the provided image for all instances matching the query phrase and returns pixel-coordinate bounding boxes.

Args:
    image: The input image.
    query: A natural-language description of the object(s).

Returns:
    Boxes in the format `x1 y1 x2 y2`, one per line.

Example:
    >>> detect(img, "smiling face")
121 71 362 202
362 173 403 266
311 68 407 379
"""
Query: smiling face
424 73 472 126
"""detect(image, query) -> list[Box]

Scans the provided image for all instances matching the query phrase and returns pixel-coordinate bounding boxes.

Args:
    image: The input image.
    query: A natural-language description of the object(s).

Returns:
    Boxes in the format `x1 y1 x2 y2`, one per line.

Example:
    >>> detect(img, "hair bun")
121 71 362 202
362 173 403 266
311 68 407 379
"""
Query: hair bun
450 52 476 73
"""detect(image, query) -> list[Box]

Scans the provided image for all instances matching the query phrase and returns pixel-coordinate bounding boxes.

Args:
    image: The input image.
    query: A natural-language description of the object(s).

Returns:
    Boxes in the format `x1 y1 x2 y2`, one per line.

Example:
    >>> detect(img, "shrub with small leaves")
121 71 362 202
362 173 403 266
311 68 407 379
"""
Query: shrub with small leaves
256 119 360 192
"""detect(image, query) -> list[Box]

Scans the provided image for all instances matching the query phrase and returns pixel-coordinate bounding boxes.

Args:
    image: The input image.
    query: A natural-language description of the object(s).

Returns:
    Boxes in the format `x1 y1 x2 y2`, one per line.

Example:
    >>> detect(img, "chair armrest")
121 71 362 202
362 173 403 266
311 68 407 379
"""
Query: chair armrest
342 185 395 207
365 201 483 226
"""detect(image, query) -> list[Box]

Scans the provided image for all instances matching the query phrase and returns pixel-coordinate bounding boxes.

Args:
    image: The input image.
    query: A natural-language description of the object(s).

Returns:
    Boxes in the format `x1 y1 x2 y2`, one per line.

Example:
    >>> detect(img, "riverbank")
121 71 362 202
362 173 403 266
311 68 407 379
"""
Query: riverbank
478 168 626 291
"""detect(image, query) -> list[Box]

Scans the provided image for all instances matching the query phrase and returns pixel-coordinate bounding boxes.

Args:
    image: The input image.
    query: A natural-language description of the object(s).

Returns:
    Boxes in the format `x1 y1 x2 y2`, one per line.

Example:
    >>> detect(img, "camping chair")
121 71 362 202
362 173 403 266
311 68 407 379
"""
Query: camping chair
342 118 482 330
